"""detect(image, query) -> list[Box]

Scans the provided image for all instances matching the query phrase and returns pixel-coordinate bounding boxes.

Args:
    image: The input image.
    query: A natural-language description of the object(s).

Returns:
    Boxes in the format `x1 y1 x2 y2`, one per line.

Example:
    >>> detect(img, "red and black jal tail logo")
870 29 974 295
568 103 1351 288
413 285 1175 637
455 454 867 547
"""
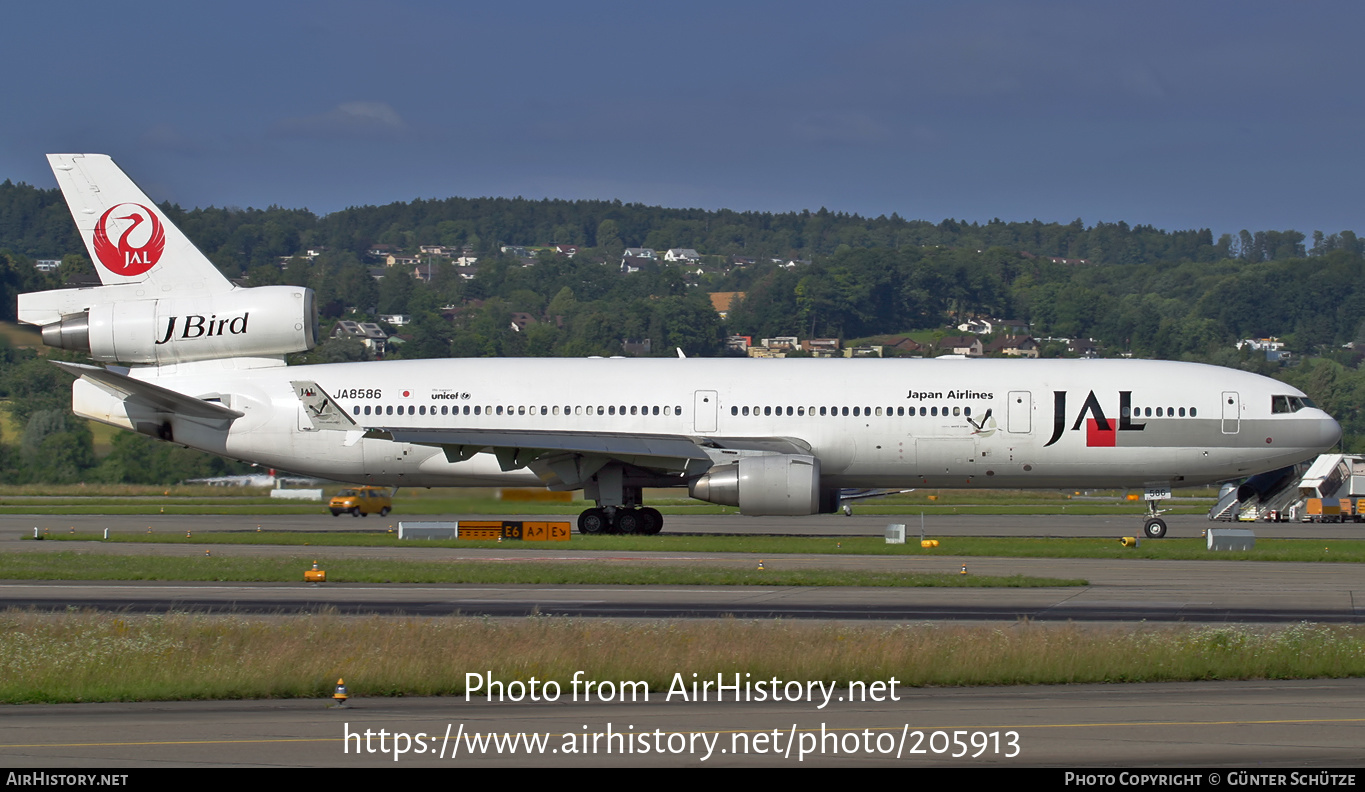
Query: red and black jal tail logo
93 203 165 277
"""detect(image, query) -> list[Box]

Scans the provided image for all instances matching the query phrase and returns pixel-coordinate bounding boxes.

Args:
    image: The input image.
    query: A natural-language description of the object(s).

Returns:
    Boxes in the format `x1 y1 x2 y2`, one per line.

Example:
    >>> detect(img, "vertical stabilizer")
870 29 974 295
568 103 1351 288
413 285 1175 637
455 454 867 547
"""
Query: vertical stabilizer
47 154 232 293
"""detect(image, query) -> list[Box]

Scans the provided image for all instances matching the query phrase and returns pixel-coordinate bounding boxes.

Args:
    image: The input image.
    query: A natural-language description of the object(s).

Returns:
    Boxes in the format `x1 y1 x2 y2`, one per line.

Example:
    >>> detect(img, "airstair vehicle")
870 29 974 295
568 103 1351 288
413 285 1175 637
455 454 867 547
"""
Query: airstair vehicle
1210 454 1365 523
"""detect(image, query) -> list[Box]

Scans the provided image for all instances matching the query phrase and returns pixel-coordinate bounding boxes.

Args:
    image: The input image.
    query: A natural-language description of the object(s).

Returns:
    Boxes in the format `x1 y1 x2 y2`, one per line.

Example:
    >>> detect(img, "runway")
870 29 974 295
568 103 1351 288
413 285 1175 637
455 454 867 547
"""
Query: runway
1 679 1363 767
7 511 1365 538
0 513 1360 623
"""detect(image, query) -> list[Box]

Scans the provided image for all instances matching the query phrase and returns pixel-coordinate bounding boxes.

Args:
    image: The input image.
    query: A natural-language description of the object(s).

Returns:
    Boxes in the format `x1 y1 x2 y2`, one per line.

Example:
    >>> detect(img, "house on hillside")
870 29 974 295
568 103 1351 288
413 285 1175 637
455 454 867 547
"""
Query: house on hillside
984 335 1039 358
332 321 389 355
937 336 983 357
664 248 701 263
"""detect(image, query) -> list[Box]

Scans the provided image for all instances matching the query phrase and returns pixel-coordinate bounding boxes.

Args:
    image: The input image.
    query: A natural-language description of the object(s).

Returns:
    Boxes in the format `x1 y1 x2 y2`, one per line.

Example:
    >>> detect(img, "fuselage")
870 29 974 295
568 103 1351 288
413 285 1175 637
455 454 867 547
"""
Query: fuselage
77 356 1342 492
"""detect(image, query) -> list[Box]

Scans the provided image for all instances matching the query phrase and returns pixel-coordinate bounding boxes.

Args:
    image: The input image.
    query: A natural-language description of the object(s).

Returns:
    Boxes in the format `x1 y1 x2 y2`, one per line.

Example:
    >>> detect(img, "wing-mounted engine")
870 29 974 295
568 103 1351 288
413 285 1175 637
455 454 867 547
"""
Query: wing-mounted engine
688 454 825 516
19 285 318 365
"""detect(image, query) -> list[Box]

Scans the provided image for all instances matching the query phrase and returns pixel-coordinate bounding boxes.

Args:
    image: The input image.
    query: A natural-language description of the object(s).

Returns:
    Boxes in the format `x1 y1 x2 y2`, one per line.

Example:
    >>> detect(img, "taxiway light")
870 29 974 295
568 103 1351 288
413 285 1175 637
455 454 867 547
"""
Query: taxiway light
333 678 348 706
757 560 765 571
305 560 326 583
960 564 967 575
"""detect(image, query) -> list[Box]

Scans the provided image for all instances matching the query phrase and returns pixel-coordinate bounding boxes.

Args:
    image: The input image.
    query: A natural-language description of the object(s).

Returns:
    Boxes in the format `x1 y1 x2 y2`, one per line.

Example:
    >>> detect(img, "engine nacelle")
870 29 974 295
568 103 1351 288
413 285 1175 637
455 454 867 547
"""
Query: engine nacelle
26 285 318 365
688 454 822 516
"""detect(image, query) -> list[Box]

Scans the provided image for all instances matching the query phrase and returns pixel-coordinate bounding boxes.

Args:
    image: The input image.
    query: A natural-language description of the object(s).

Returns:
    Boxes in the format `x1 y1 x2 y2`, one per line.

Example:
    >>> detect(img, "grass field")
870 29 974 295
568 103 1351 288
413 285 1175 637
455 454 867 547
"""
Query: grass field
0 612 1360 704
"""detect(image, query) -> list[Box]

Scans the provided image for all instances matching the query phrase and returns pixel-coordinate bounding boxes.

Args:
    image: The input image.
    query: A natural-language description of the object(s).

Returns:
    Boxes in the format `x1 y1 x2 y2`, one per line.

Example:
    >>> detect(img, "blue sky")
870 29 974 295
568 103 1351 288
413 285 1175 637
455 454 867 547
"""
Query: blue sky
2 1 1361 237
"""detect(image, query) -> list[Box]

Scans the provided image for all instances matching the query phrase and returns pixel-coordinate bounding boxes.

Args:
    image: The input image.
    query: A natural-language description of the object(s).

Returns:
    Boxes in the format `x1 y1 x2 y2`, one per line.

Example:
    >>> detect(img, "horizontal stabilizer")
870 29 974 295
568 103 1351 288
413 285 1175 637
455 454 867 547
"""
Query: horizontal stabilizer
51 360 242 422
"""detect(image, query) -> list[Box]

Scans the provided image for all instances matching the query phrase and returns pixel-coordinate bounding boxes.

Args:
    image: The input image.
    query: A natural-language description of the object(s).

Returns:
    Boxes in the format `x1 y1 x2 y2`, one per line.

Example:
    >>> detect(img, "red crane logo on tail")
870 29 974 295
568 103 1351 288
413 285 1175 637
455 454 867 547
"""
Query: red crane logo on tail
93 203 165 277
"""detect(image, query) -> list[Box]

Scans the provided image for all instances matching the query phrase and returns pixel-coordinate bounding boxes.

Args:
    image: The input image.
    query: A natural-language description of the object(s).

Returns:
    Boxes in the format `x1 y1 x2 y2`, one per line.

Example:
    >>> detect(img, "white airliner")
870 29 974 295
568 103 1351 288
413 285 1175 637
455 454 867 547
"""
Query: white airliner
17 154 1343 538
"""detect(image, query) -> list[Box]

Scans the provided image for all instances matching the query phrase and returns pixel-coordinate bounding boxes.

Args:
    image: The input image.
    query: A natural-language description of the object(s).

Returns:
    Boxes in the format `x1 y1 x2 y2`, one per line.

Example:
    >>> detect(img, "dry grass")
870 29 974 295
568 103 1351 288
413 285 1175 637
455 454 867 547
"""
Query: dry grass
1 611 1362 704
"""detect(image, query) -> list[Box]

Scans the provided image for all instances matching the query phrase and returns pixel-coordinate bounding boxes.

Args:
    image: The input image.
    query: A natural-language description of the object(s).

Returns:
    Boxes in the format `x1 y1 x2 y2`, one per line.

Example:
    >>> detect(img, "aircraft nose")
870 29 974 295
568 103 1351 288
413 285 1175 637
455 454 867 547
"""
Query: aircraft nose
1320 412 1344 450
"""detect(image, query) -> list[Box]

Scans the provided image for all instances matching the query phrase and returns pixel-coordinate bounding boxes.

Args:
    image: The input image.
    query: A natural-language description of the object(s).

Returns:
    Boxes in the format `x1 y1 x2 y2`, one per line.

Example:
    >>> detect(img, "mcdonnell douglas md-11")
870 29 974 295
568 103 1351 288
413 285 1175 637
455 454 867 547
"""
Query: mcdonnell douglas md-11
17 154 1343 537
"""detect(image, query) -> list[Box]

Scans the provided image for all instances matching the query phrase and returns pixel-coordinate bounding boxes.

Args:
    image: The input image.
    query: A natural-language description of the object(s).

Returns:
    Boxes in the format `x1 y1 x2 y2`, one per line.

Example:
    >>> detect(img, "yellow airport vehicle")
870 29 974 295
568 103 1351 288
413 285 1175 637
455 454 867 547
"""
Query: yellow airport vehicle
329 486 393 517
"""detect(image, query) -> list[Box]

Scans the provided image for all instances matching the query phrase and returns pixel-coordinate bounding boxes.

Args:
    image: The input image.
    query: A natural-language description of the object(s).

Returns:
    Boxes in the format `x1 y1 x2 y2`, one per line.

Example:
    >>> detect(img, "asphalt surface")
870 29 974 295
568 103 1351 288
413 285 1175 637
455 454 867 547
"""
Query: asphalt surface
1 511 1362 767
1 680 1362 767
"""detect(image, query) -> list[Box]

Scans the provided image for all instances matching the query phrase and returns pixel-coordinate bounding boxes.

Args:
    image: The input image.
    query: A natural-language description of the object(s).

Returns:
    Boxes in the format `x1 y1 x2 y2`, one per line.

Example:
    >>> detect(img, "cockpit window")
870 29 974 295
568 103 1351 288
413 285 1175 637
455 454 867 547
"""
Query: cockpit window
1272 395 1313 413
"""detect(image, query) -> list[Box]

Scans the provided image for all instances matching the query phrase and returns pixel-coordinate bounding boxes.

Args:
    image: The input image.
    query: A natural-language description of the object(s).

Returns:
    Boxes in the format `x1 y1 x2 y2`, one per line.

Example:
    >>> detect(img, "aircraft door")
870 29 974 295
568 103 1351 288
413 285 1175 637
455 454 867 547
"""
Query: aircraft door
694 390 718 433
1222 391 1240 434
1007 391 1032 433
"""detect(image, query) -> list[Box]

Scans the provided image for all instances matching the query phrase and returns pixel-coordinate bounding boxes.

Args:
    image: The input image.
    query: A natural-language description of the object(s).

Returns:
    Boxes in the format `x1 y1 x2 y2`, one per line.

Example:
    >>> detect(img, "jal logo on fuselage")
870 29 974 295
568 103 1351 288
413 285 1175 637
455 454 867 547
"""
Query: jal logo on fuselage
155 314 249 345
92 203 165 277
1044 390 1145 447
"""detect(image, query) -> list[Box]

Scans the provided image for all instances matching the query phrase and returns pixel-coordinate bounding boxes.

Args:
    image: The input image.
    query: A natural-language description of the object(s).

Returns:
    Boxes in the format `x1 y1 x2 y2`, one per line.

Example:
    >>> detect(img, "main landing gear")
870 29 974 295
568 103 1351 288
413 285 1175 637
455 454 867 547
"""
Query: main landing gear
576 466 668 535
577 506 664 535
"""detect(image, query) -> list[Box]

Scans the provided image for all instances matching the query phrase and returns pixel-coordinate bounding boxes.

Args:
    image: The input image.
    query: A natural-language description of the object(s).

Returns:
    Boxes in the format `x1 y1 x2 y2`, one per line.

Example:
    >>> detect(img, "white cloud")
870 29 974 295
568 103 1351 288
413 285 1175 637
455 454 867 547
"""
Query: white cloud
273 101 408 139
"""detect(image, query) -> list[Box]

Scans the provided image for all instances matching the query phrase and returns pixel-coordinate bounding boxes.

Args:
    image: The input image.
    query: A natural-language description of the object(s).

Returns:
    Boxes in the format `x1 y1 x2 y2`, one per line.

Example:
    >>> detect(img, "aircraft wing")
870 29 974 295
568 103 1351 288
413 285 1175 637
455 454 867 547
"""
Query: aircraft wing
52 360 243 422
295 381 812 489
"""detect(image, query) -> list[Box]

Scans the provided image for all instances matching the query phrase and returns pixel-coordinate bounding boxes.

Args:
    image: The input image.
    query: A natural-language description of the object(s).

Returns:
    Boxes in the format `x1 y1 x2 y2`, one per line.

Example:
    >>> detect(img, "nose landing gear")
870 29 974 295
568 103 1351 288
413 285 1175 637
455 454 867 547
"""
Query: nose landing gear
1141 487 1172 538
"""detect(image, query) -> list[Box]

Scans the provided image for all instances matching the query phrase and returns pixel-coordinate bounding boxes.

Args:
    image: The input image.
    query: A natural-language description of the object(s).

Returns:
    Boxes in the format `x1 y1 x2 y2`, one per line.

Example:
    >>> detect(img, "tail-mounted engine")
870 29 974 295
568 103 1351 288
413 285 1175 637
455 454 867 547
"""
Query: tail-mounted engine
19 285 318 365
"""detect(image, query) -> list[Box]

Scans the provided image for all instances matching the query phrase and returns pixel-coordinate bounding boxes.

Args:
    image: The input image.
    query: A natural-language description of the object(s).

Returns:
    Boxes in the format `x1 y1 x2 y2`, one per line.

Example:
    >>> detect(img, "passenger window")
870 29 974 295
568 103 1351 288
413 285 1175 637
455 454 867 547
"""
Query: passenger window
953 406 960 416
931 407 938 416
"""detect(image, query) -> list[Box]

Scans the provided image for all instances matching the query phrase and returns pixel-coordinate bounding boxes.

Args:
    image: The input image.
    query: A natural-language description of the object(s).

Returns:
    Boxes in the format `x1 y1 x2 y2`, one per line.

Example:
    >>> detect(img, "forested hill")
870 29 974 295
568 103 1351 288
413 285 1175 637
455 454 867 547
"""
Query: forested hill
5 176 1365 481
2 177 1349 270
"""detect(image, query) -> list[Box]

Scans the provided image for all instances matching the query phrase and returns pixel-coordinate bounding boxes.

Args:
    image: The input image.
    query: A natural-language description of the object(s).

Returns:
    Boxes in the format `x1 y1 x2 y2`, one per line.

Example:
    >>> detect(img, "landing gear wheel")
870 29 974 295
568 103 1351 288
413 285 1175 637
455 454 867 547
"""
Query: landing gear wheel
1143 517 1167 539
639 507 663 535
578 508 608 534
614 510 642 534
